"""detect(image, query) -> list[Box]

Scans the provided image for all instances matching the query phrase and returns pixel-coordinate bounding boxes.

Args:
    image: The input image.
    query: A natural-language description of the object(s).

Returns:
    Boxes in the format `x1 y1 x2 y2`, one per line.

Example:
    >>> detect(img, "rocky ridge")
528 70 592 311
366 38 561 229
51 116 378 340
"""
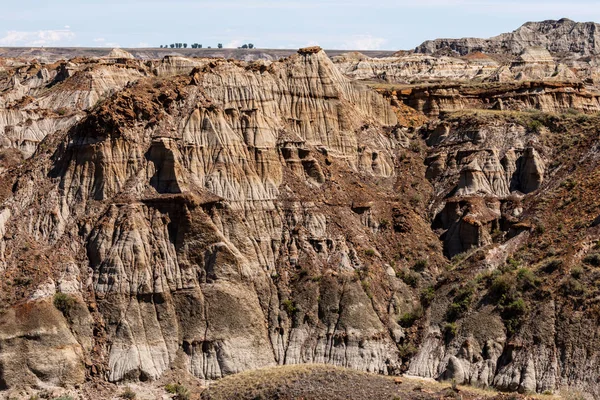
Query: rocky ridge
415 18 600 56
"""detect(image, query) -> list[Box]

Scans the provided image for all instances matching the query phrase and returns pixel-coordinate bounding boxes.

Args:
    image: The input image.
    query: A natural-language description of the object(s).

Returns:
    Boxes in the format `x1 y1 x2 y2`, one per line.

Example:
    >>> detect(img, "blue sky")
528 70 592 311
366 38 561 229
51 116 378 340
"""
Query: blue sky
1 0 599 50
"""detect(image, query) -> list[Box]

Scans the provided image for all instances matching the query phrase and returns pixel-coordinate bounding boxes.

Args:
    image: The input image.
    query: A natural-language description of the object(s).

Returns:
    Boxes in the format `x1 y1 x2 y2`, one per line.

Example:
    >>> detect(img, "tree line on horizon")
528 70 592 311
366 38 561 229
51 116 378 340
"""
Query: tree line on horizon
159 43 255 49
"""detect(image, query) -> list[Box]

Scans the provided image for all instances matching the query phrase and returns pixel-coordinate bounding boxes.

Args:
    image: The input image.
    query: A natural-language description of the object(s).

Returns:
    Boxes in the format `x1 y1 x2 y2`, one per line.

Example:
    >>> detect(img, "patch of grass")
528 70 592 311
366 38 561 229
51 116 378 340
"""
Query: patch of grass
583 253 600 267
120 386 136 399
560 178 577 191
364 248 376 257
446 283 475 322
571 266 583 279
397 269 420 288
516 268 540 291
378 219 389 230
281 299 297 316
53 292 76 316
561 278 585 297
165 383 190 400
398 343 418 358
500 298 527 336
398 306 423 328
443 322 457 341
527 119 544 133
542 258 563 273
412 259 428 271
409 194 422 208
420 286 435 307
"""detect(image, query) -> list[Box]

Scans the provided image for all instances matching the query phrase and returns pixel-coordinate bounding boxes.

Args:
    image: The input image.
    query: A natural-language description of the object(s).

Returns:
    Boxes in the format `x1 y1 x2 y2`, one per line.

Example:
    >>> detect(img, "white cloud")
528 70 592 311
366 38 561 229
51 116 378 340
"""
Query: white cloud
91 37 120 48
340 35 386 50
224 39 244 48
0 29 75 46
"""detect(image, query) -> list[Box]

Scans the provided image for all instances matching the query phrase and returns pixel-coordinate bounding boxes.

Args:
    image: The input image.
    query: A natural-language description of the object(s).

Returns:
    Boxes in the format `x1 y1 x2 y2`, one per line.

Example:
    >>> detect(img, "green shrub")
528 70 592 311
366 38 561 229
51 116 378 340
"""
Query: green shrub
535 223 546 235
489 274 513 300
561 179 577 191
281 299 297 316
542 258 563 273
398 307 423 328
120 387 136 399
446 284 474 322
443 322 457 341
500 298 527 336
53 292 76 316
571 266 584 279
420 286 435 307
527 119 544 133
397 269 420 288
364 248 376 257
562 278 585 297
398 343 417 358
409 194 422 207
516 268 539 291
583 253 600 267
165 384 190 400
413 259 428 271
504 257 521 272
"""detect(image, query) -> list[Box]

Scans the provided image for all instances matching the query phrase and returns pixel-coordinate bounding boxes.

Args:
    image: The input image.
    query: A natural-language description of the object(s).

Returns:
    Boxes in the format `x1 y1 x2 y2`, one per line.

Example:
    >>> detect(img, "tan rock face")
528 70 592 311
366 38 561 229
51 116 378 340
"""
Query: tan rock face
3 38 600 400
0 49 419 389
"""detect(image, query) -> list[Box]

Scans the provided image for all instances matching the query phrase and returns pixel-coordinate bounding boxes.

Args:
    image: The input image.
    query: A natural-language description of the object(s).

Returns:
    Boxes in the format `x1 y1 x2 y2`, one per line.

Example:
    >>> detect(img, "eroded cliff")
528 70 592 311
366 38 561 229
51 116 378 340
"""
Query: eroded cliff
1 37 600 400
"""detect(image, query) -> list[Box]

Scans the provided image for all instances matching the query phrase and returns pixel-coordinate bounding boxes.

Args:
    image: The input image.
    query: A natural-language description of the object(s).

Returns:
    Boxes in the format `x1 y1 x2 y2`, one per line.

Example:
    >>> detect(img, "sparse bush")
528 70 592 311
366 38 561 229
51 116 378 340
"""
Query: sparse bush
571 266 584 279
397 269 419 288
443 322 457 341
53 292 76 316
281 299 297 316
584 253 600 267
398 342 417 359
364 248 376 257
120 386 136 399
561 179 577 191
409 194 422 208
420 286 435 307
535 223 546 235
165 383 190 400
516 268 539 291
527 119 544 133
489 274 513 300
378 219 390 230
562 278 585 297
500 298 527 336
398 307 423 328
413 259 428 271
542 258 563 273
446 284 474 322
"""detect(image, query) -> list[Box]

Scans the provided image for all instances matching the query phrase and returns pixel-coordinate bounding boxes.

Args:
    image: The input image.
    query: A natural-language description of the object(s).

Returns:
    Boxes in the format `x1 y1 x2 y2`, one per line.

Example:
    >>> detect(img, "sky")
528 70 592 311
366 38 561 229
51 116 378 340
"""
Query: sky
0 0 599 50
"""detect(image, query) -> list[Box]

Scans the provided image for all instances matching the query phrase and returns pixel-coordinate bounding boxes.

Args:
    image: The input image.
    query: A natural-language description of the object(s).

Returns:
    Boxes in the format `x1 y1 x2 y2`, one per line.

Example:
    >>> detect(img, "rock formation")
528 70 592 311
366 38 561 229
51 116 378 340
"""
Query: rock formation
3 20 600 400
416 18 600 56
